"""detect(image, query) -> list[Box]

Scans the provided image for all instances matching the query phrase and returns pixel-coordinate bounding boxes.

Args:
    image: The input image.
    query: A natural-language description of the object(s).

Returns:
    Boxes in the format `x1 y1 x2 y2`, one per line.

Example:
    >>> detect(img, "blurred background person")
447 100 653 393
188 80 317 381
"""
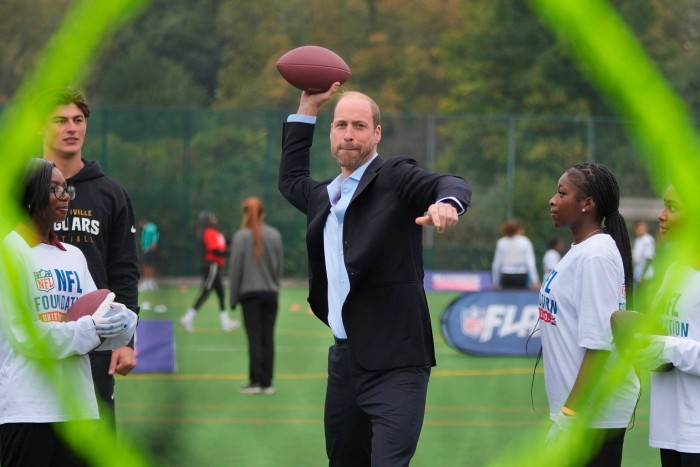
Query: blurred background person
180 211 239 333
542 236 564 282
229 197 283 395
492 219 541 289
138 218 160 292
632 220 655 286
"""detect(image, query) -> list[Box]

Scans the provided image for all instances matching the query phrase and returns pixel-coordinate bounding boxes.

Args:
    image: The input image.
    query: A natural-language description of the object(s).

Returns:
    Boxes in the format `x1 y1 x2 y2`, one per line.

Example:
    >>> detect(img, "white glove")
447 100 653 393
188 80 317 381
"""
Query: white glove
630 334 670 371
93 292 115 318
93 303 137 338
545 410 577 445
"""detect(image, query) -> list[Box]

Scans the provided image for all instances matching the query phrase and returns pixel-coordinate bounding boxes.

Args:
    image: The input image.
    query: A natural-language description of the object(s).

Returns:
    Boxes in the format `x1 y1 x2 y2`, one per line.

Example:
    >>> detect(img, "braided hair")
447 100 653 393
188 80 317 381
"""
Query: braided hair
567 162 634 306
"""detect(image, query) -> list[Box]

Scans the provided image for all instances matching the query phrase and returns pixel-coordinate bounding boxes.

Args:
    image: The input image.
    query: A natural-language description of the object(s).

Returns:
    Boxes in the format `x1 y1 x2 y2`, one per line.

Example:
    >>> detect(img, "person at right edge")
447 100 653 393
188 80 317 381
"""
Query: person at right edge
40 88 139 429
278 82 471 466
539 162 639 466
630 184 700 466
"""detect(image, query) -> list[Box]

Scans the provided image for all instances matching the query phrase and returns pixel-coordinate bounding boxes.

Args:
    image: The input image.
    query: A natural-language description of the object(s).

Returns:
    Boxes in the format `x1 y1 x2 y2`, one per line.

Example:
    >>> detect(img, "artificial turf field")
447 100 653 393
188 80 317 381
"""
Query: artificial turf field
121 283 659 466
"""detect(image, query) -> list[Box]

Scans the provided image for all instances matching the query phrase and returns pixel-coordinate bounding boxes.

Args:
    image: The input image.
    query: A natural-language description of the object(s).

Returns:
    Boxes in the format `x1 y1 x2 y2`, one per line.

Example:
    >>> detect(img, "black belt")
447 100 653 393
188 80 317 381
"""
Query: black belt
334 337 349 347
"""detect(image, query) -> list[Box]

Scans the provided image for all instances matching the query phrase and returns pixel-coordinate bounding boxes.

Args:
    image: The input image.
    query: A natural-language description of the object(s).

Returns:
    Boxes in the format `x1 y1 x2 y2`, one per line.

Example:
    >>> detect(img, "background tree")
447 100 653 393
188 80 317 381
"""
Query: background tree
1 0 698 275
0 0 70 103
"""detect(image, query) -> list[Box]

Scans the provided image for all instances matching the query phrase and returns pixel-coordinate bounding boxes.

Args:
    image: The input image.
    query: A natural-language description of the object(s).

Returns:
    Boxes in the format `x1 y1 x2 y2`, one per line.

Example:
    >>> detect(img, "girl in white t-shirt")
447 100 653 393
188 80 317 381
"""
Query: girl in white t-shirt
539 162 639 466
631 184 700 466
0 160 136 466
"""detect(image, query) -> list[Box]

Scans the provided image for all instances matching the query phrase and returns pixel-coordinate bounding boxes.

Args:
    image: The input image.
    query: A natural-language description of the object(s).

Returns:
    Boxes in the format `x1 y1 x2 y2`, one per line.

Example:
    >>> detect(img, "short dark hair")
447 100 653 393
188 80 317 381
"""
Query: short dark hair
36 87 91 118
22 158 56 229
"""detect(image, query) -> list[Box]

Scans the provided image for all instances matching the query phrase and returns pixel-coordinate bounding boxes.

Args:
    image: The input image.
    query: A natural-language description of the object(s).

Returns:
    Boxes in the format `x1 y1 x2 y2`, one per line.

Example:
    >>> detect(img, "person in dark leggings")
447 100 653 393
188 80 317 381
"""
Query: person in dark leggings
229 197 283 395
180 211 239 333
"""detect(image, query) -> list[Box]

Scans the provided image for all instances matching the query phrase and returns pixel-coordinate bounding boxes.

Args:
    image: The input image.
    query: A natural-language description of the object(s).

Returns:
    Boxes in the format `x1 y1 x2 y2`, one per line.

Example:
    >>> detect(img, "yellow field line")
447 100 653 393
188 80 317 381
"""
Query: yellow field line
118 416 652 429
118 402 556 413
118 415 551 427
123 367 542 381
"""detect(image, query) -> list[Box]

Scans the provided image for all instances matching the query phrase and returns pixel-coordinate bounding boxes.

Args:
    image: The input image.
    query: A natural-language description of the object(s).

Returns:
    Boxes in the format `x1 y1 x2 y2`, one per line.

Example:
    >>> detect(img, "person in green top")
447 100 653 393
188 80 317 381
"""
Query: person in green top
139 219 160 292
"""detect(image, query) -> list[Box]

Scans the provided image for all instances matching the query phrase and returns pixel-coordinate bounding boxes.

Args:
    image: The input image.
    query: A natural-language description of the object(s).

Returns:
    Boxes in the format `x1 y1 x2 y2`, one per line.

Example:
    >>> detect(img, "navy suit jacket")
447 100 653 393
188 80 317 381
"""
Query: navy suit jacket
278 121 472 370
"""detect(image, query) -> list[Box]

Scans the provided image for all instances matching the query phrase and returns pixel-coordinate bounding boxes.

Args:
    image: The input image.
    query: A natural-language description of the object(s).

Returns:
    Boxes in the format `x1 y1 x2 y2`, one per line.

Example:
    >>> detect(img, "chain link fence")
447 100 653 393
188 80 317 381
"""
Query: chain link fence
53 108 657 278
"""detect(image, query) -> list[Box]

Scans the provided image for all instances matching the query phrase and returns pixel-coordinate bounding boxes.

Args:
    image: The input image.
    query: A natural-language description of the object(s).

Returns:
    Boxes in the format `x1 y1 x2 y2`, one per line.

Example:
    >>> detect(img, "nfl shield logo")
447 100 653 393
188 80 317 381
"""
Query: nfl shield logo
461 305 485 338
34 269 55 292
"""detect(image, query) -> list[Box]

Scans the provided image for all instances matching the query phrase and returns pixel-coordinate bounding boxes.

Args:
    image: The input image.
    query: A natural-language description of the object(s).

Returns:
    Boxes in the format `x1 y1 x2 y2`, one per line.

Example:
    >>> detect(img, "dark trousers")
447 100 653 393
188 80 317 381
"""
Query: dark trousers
193 262 225 311
572 428 626 467
324 340 430 467
560 428 627 467
661 449 700 467
241 295 278 387
500 272 528 288
0 422 93 467
90 351 115 429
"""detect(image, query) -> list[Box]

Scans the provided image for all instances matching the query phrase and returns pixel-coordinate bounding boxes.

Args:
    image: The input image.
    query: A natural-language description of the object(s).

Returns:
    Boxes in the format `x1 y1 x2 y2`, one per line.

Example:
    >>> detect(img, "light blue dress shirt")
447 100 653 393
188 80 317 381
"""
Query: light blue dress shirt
323 155 377 339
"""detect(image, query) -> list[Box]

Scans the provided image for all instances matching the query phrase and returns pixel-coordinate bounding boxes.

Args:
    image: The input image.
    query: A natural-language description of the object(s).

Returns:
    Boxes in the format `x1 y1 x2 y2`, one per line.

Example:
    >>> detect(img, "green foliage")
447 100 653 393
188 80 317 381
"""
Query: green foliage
88 0 221 106
2 0 695 277
90 42 208 107
0 1 152 465
1 0 699 117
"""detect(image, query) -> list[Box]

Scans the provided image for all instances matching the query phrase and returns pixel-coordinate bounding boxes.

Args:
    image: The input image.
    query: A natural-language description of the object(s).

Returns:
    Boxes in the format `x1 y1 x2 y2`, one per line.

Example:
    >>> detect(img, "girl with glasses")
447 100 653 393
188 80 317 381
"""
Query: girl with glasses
0 159 136 466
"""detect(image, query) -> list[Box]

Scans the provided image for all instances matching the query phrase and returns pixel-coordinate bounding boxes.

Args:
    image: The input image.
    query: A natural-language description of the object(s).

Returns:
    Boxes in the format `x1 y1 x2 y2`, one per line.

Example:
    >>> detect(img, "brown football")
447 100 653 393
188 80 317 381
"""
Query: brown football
276 46 351 94
610 310 673 372
66 289 113 322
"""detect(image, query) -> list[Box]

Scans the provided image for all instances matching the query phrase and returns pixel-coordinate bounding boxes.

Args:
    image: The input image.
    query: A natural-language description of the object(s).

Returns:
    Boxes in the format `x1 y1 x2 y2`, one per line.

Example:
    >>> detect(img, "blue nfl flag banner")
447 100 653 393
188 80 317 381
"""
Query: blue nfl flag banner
133 320 176 373
441 290 541 356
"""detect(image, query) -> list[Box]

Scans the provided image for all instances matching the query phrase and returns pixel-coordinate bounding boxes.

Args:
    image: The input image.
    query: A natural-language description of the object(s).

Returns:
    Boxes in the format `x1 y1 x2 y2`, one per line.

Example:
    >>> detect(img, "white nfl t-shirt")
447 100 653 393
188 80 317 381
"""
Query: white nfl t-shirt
538 234 640 428
0 231 101 424
649 263 700 453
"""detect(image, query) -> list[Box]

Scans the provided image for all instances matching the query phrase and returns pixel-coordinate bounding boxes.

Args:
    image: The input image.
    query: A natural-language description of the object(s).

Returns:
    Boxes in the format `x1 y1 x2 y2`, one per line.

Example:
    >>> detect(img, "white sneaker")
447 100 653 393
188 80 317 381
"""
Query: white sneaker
239 384 262 394
222 318 240 333
220 312 240 333
141 301 152 311
154 304 168 313
260 386 275 395
180 309 196 333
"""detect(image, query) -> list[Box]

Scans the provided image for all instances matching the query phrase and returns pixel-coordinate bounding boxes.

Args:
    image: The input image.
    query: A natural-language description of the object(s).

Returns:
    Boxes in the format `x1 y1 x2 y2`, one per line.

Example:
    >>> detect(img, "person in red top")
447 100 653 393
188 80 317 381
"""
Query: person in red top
180 211 240 333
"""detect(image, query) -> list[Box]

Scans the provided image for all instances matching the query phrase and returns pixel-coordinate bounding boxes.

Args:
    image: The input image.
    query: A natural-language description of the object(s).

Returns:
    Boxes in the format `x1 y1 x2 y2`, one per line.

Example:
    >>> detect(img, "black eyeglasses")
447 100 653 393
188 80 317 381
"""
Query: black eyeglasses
50 185 76 200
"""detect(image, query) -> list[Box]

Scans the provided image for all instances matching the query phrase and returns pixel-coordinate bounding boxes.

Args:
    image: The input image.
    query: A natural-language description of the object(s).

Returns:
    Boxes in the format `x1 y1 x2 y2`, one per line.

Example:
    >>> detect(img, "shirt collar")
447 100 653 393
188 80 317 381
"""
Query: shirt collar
45 230 67 251
327 153 378 204
347 153 378 181
15 223 66 251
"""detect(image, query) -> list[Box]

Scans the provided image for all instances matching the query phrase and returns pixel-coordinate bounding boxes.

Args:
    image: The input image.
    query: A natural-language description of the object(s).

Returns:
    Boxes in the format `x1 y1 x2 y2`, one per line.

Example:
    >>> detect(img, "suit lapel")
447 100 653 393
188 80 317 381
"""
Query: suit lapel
351 156 383 204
